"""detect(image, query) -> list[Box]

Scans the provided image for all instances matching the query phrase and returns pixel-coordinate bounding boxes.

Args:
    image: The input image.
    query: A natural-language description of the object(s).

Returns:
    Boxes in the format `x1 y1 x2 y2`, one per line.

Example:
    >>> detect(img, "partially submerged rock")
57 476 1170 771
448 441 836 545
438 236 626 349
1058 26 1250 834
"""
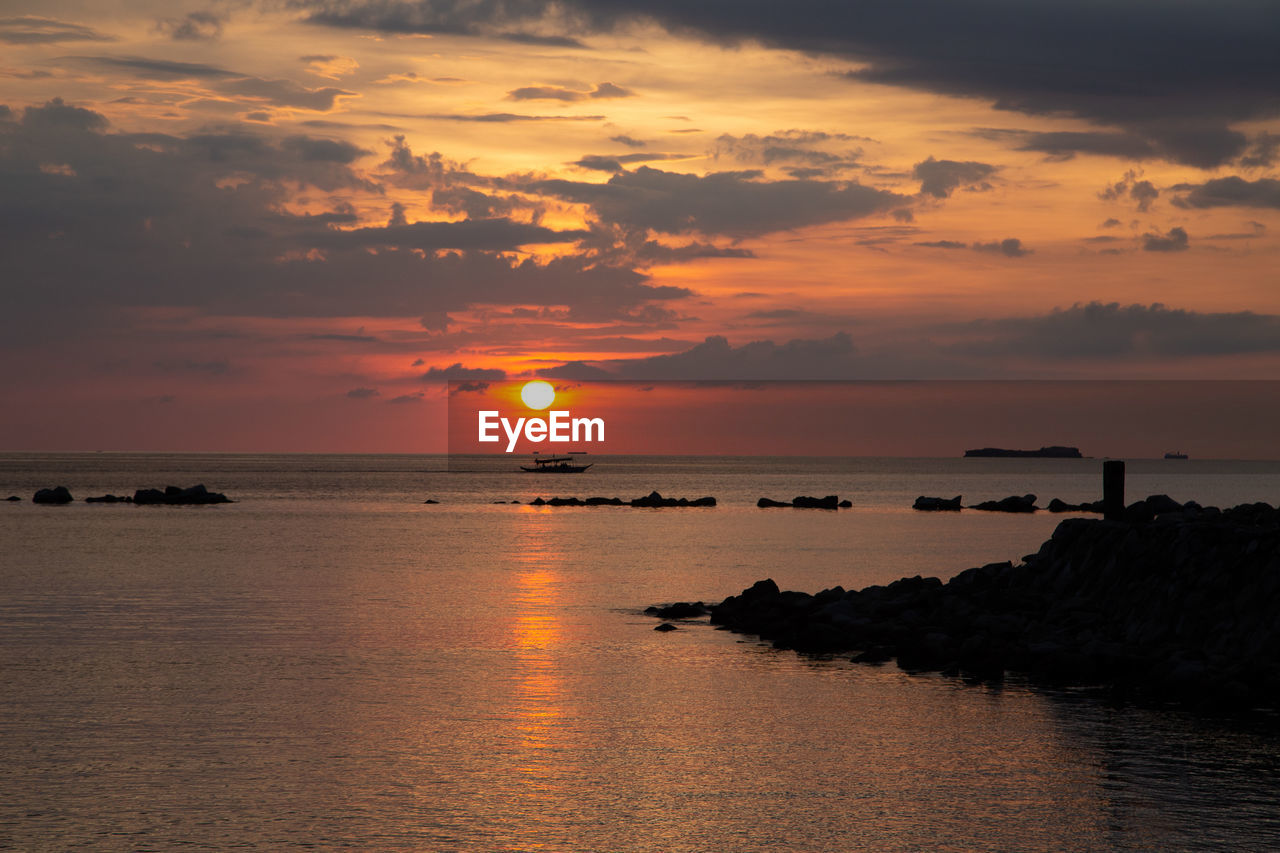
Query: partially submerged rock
758 495 848 509
644 601 708 619
914 495 962 511
32 486 73 504
133 484 231 505
530 491 716 508
970 494 1037 513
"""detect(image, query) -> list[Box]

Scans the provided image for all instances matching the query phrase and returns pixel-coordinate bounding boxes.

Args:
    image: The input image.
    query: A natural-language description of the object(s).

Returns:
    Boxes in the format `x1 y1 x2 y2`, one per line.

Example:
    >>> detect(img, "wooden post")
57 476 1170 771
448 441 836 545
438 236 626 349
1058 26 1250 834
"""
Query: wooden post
1103 460 1125 520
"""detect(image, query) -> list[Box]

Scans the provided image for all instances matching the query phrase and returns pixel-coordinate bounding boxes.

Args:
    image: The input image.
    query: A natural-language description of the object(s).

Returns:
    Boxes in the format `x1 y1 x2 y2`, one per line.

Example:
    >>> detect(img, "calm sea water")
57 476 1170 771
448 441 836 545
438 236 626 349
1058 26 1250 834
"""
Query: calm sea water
2 453 1280 851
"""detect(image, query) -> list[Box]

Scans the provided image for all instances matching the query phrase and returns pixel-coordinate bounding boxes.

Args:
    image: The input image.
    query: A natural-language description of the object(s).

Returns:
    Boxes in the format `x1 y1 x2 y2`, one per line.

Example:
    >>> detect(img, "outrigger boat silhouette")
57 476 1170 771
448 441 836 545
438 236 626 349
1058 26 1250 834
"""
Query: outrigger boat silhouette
520 454 592 473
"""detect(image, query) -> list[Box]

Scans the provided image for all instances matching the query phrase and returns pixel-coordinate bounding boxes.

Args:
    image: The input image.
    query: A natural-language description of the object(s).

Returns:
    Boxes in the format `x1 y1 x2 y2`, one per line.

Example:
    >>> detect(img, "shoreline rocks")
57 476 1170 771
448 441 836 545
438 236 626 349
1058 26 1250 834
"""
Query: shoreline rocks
914 495 962 511
970 494 1038 513
758 495 852 509
132 484 231 505
33 486 73 504
530 490 716 507
663 498 1280 709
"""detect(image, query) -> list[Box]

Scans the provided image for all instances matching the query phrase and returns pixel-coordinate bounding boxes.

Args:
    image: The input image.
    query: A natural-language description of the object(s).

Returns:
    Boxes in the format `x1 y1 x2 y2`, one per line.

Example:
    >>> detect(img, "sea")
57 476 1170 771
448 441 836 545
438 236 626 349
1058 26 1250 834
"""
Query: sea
2 453 1280 851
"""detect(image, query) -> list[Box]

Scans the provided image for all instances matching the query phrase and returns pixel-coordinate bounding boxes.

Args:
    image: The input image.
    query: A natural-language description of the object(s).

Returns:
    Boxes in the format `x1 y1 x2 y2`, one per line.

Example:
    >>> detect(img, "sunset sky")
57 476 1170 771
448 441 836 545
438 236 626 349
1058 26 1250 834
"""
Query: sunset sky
3 1 1280 452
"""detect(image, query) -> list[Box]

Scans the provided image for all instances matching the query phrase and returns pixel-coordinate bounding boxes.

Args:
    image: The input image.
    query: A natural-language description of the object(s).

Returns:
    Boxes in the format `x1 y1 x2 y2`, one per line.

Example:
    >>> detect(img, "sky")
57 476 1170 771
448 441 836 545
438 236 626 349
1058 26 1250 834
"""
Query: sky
3 1 1280 452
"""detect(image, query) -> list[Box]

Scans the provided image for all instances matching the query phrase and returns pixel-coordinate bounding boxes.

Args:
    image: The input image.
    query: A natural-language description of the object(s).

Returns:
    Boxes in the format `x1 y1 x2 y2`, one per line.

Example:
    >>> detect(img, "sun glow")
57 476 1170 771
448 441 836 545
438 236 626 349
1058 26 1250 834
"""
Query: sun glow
520 380 556 410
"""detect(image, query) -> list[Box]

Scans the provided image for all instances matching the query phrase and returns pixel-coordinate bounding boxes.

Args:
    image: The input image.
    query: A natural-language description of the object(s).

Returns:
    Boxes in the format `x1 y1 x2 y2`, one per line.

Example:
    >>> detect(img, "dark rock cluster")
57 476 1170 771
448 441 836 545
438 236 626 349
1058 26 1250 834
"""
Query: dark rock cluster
694 497 1280 708
530 490 716 507
132 485 232 505
26 484 232 505
914 495 962 511
970 494 1038 513
757 495 852 509
33 486 74 504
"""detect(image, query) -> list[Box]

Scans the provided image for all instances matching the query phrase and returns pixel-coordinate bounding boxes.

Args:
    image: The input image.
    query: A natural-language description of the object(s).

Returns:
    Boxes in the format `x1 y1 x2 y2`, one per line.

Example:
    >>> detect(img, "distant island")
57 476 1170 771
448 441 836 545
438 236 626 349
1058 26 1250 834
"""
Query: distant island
963 446 1082 458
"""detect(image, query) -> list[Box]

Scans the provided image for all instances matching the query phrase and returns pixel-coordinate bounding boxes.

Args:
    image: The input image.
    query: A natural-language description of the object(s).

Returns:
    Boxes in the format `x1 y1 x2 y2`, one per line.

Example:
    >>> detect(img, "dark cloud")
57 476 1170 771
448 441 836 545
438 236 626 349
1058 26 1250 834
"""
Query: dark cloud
306 333 378 342
1101 218 1122 228
157 11 226 41
912 156 998 198
74 55 235 79
950 302 1280 359
0 16 113 44
0 98 694 349
1100 170 1159 212
1239 133 1279 169
571 152 685 172
915 237 1029 257
219 76 355 111
1172 176 1280 210
974 238 1029 258
387 392 425 404
295 0 1279 168
508 81 634 101
74 56 356 110
303 219 587 251
496 31 585 47
610 134 645 148
21 97 106 131
715 130 865 172
281 135 371 163
1014 130 1156 162
539 332 861 380
1142 226 1189 252
346 386 380 398
421 363 507 381
531 166 907 237
416 111 605 122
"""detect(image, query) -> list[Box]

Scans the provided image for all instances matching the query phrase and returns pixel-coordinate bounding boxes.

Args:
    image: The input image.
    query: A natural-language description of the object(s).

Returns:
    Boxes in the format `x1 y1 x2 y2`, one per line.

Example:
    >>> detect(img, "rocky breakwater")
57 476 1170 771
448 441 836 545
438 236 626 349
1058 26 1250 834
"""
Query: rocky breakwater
132 484 232 505
530 490 716 507
703 497 1280 709
758 495 852 508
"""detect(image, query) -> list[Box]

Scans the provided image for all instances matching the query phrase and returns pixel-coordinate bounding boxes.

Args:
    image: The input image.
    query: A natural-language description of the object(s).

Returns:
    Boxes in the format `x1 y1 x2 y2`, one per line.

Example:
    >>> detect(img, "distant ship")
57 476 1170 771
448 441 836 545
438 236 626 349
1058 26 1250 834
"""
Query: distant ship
1164 451 1189 459
520 454 593 473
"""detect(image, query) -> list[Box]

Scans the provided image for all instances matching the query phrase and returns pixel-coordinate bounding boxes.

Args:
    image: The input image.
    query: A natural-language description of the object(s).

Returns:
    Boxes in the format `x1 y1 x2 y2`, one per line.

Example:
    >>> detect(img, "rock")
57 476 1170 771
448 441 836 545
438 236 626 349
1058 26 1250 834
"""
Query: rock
758 497 791 507
530 497 546 505
424 499 439 504
645 601 707 619
585 497 625 506
838 500 853 508
85 494 130 503
5 495 21 501
1047 498 1105 512
970 494 1037 513
654 623 679 632
133 484 231 505
32 486 73 504
1143 493 1183 515
792 495 839 509
914 495 962 511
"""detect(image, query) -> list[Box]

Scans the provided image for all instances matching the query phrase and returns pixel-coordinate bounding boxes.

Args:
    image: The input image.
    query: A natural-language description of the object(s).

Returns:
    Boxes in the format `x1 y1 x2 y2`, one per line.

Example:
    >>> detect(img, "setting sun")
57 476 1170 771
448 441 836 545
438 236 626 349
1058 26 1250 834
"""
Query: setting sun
520 380 556 410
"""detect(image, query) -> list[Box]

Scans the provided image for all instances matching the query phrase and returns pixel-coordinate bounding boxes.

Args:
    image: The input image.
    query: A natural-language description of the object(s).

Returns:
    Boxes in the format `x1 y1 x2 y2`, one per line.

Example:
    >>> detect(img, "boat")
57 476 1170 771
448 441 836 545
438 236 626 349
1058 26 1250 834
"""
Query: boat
520 455 593 473
1164 451 1189 460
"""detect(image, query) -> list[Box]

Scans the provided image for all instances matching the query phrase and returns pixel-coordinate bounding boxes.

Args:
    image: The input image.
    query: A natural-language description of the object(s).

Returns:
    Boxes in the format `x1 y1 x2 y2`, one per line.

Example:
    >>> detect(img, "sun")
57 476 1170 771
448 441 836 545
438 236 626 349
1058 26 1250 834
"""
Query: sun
520 380 556 410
